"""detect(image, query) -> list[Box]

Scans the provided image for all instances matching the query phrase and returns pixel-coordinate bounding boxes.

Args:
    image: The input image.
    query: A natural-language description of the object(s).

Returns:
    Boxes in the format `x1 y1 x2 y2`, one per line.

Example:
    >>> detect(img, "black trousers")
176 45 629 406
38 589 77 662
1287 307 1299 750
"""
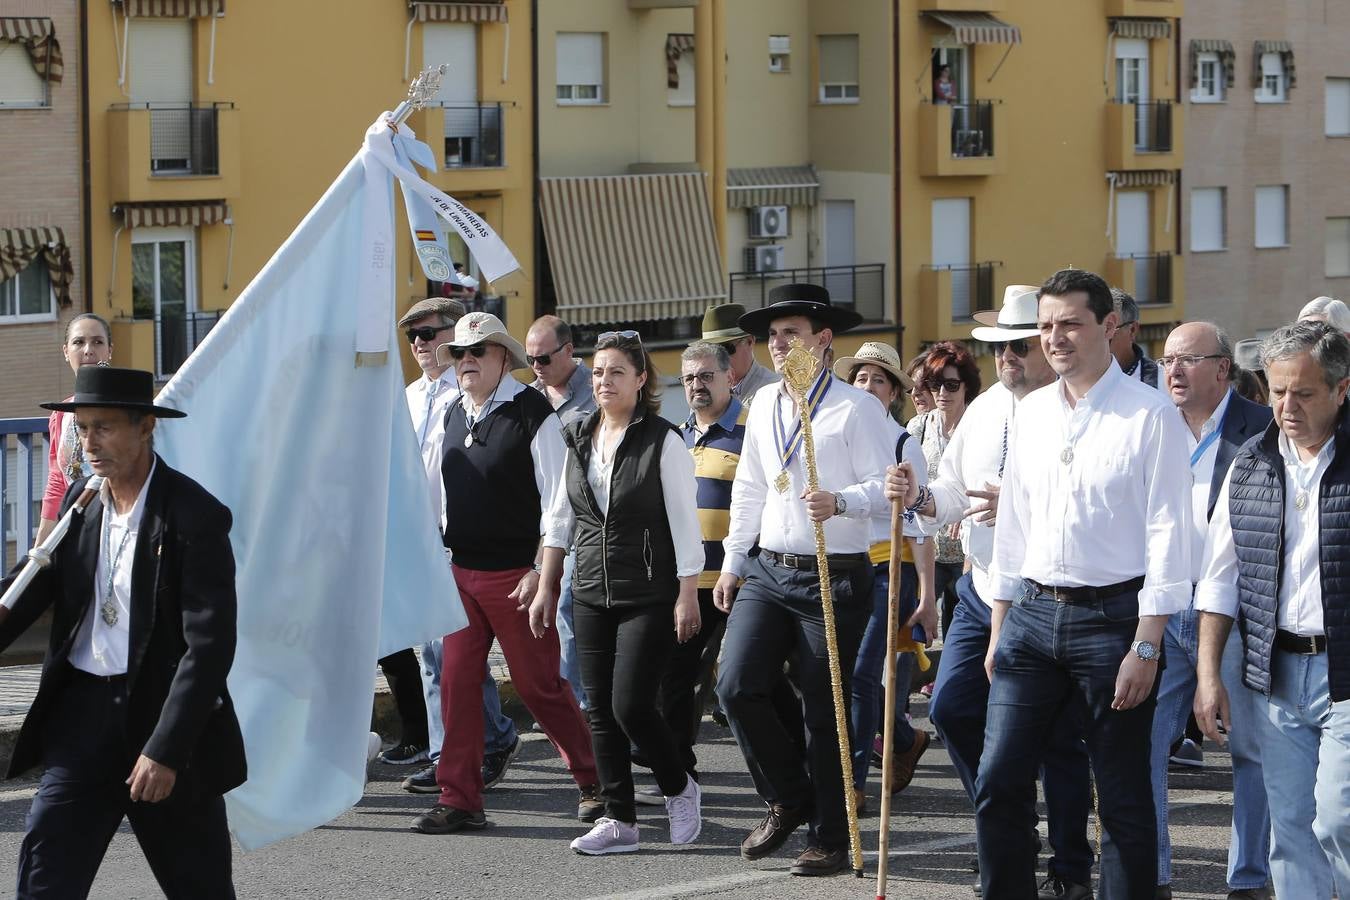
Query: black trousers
575 600 689 824
378 647 429 747
655 587 727 776
18 672 234 899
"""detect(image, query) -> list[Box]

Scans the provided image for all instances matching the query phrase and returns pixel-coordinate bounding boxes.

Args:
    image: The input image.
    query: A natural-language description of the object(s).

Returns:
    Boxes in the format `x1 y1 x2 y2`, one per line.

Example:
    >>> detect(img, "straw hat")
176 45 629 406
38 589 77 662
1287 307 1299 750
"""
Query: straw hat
970 285 1040 343
438 311 529 370
832 341 913 390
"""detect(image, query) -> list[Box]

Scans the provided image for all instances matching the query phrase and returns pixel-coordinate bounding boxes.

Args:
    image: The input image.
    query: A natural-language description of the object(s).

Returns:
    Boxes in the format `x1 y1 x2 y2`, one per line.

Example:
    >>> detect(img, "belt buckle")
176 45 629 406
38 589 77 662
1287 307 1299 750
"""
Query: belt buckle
1301 634 1319 654
781 553 802 569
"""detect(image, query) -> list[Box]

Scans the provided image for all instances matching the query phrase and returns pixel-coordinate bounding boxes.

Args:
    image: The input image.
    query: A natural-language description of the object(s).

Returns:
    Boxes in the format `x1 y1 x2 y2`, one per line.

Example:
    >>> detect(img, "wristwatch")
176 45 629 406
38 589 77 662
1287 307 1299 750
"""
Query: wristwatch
1130 640 1159 662
833 492 847 516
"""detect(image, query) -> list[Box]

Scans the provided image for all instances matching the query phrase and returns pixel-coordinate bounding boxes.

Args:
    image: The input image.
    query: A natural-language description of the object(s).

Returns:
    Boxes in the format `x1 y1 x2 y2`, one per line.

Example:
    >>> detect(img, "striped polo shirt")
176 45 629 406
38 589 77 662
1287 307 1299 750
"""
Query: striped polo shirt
682 397 749 589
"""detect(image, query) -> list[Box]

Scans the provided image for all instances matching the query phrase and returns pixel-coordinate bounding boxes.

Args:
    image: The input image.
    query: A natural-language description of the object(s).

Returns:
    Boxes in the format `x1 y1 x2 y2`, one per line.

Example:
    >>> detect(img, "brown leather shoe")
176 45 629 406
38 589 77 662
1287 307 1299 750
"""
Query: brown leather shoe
740 802 811 860
789 845 848 876
888 730 931 794
854 788 867 817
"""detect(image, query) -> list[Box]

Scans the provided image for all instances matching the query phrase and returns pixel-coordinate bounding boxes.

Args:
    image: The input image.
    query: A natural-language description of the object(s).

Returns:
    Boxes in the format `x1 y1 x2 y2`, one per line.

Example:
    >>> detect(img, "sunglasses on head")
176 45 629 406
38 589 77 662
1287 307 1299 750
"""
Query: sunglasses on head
988 339 1031 358
447 344 491 360
925 378 964 394
597 329 642 347
525 344 567 367
406 323 454 344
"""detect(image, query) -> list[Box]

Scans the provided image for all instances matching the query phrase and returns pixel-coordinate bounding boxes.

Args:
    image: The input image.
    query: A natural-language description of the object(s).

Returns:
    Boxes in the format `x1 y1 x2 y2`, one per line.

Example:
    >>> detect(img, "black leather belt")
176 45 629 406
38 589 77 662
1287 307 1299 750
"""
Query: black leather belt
1275 629 1326 655
68 664 127 685
1025 576 1146 604
762 549 870 571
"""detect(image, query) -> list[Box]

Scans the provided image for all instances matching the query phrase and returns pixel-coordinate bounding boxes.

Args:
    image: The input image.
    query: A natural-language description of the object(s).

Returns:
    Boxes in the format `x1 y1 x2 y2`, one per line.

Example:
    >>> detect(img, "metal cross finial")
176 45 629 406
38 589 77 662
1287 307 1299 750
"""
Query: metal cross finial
391 64 447 127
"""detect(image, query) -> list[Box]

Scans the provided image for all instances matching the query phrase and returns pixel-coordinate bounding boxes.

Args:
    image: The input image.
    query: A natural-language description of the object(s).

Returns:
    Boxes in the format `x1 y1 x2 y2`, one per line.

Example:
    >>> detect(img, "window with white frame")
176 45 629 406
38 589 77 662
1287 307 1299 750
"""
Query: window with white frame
818 34 859 103
0 257 55 322
131 227 197 378
0 36 49 107
556 32 604 105
769 35 790 73
1191 52 1225 103
668 46 694 107
1256 52 1288 103
1328 217 1350 277
1254 185 1289 248
1327 78 1350 136
1190 187 1226 252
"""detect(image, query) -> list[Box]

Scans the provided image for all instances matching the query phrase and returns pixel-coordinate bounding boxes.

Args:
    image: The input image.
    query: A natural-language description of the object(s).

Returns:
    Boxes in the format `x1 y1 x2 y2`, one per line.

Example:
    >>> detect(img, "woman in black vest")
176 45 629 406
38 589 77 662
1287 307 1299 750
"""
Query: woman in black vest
542 330 706 855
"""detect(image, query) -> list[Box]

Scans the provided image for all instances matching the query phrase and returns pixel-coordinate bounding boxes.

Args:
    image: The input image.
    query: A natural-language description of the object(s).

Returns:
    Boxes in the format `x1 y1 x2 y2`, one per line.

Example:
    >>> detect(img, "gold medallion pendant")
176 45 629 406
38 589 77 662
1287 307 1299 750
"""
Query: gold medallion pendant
774 470 790 494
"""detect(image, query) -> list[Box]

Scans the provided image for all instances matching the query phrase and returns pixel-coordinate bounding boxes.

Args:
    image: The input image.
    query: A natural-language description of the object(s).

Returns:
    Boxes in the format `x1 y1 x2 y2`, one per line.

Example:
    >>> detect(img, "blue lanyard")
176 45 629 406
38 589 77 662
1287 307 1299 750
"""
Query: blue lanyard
1189 404 1228 468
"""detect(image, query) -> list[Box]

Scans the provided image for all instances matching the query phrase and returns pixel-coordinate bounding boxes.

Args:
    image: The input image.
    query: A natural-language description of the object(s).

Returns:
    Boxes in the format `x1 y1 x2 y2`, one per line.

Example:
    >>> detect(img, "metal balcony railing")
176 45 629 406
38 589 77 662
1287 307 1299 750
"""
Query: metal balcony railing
728 263 887 323
1129 100 1173 153
1 419 48 570
1124 252 1173 305
926 262 996 321
948 100 995 159
435 102 505 169
111 102 230 176
127 309 225 379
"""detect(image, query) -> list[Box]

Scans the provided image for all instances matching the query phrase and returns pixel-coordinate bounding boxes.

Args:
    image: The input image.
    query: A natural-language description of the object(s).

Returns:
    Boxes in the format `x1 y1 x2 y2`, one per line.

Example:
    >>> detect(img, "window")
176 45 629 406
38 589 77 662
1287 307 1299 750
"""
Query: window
668 45 694 107
0 36 48 107
1256 52 1287 103
1190 188 1226 252
1328 217 1350 277
769 35 790 73
1254 185 1289 248
1328 78 1350 136
556 32 604 105
0 256 55 321
1191 52 1225 103
132 227 197 378
818 35 859 103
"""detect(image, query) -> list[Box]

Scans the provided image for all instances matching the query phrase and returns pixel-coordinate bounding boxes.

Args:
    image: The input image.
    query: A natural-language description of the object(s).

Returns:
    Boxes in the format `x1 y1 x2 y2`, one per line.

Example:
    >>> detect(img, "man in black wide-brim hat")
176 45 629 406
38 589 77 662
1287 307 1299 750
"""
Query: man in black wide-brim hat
0 366 244 898
712 284 897 876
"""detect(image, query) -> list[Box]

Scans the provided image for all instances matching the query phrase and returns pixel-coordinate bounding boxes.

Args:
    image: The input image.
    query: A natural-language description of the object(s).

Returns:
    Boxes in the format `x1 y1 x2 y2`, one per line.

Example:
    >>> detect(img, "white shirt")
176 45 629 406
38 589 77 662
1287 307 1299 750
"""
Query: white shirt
991 360 1193 616
1195 431 1335 635
869 417 928 544
1183 389 1232 584
922 381 1017 605
550 427 705 577
406 370 460 531
722 376 894 577
455 376 572 550
70 459 157 676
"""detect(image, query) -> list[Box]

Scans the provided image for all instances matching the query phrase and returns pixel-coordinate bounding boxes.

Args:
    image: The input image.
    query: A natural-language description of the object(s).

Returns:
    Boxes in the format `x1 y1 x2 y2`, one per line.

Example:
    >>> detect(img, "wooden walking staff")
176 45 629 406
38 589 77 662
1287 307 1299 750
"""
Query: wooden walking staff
874 498 905 899
781 339 865 879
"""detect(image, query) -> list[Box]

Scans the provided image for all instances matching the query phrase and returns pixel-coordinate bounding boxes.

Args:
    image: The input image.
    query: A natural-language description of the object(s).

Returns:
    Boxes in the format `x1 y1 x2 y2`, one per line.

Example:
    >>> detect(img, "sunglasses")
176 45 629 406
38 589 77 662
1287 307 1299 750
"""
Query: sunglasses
447 344 491 360
681 371 718 386
406 324 454 344
525 344 568 367
988 339 1031 358
597 329 642 347
925 378 964 394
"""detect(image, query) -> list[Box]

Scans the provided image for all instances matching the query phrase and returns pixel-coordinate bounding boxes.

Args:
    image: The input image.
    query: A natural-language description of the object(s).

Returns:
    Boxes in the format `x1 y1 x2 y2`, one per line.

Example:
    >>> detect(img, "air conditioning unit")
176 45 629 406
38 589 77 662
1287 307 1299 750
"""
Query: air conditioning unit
743 244 785 273
748 205 790 239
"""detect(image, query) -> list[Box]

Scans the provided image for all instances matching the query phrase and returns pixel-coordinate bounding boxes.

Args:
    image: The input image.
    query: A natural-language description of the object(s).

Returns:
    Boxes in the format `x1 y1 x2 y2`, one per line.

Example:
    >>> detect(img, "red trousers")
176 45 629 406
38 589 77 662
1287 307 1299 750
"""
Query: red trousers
436 564 597 810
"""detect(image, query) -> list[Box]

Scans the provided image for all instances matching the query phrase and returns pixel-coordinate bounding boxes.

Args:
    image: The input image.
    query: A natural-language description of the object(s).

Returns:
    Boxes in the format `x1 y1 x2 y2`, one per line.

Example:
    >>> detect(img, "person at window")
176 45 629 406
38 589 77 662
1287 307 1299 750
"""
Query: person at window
933 64 956 104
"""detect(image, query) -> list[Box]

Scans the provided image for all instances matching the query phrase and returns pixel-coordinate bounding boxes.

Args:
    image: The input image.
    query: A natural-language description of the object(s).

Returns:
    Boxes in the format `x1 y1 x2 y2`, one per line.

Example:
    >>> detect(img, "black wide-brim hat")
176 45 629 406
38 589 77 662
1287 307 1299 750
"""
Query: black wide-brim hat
42 366 187 418
737 283 864 337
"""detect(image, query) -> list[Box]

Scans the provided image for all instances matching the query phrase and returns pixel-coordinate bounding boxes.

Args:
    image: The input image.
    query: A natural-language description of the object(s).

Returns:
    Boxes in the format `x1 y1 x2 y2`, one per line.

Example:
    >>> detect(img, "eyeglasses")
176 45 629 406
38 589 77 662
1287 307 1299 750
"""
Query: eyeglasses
925 378 964 394
989 339 1031 358
406 324 454 344
596 329 642 347
1158 354 1226 369
447 344 491 360
681 371 718 387
525 344 567 367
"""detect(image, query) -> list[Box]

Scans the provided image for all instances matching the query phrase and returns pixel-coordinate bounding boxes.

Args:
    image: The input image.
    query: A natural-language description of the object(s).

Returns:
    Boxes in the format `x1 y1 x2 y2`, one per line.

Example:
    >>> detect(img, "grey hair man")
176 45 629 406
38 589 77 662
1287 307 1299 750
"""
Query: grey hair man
1109 287 1160 387
1195 320 1350 899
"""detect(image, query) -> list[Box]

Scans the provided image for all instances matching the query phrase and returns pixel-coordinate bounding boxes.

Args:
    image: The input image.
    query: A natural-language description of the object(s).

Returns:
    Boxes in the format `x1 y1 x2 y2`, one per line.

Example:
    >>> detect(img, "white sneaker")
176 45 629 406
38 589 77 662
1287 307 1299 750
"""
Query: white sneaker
634 786 665 806
665 777 702 845
570 817 639 855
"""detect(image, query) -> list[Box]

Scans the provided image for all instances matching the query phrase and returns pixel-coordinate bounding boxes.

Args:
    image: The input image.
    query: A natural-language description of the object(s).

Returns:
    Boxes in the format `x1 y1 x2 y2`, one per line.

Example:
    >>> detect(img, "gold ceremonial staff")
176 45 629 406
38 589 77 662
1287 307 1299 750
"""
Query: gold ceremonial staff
781 338 864 879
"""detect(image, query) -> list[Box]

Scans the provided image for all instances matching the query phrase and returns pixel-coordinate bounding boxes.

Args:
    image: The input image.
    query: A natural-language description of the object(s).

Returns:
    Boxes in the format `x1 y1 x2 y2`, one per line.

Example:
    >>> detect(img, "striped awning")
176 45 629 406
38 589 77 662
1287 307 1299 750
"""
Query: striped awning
923 12 1021 45
1254 40 1296 89
539 174 726 325
117 201 229 228
0 18 64 84
666 33 694 89
1190 39 1235 88
411 1 508 23
1110 170 1177 187
1110 18 1172 40
0 227 74 306
727 166 819 209
114 0 224 16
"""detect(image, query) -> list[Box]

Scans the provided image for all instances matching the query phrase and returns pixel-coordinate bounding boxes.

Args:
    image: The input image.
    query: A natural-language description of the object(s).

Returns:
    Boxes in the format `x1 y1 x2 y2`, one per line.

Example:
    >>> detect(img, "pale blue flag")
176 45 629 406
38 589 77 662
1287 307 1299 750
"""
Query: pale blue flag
154 144 468 849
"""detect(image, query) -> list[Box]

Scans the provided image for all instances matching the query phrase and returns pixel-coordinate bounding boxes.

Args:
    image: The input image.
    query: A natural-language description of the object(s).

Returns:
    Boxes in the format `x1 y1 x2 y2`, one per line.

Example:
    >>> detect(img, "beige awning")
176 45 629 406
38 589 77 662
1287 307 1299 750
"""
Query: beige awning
411 1 508 24
115 0 224 17
0 17 64 83
1254 40 1296 89
1111 170 1177 187
0 227 74 306
1110 18 1172 40
666 33 694 89
1189 39 1235 88
727 166 819 209
117 201 229 228
539 174 726 325
923 12 1021 45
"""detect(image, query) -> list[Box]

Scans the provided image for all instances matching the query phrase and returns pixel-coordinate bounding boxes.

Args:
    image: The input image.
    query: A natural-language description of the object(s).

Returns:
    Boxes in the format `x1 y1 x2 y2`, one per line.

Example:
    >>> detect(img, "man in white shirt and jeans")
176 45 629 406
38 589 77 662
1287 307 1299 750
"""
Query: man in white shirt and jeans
1194 320 1350 899
980 269 1193 898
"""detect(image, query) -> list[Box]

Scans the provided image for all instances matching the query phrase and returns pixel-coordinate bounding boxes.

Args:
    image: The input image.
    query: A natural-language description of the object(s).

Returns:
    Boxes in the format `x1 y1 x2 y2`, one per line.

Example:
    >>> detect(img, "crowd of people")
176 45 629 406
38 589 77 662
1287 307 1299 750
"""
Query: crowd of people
4 270 1350 897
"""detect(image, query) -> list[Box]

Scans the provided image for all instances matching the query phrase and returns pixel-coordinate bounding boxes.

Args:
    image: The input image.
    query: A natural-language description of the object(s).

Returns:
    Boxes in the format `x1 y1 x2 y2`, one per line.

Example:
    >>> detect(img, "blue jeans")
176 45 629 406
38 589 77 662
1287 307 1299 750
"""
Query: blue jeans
1255 647 1350 898
933 573 1093 885
555 551 588 710
977 582 1158 900
420 640 516 760
1150 611 1271 888
850 562 918 789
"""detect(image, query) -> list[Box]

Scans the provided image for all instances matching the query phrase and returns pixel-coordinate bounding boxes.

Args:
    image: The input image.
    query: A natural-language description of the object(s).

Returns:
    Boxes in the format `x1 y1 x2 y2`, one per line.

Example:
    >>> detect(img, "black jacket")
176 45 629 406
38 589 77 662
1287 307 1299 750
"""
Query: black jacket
0 457 246 795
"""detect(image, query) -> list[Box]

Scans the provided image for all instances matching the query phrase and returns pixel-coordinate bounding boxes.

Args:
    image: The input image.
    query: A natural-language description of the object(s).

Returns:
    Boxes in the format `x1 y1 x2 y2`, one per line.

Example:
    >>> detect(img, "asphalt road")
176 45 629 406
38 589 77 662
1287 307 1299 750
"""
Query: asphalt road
0 713 1243 899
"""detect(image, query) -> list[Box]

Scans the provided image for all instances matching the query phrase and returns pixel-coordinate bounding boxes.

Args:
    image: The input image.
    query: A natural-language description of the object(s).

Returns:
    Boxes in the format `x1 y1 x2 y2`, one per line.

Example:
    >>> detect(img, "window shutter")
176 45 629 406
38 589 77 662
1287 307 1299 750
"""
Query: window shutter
1254 186 1288 248
819 35 858 84
1326 78 1350 136
557 32 602 86
1189 188 1224 252
129 18 192 103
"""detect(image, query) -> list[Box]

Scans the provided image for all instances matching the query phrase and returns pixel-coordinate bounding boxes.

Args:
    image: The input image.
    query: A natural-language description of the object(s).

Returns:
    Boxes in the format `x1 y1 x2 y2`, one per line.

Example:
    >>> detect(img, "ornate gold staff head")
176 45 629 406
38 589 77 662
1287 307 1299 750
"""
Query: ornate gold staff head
782 337 822 401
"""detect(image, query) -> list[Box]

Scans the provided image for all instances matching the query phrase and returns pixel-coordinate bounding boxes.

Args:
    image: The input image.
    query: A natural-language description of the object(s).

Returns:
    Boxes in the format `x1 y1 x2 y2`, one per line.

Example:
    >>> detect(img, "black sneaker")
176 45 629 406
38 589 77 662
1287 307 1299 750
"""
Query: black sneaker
577 783 604 823
481 736 520 790
378 742 429 766
410 804 486 834
402 763 439 794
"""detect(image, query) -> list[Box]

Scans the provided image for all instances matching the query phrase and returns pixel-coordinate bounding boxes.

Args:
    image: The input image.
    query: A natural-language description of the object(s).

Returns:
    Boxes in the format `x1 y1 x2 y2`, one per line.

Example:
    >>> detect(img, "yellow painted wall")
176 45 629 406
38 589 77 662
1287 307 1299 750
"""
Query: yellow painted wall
723 0 810 168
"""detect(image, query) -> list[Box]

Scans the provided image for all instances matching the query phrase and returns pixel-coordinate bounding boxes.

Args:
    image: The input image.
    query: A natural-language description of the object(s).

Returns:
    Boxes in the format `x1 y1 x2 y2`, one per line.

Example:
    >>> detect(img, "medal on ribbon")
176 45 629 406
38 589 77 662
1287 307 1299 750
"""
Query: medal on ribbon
772 363 831 493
